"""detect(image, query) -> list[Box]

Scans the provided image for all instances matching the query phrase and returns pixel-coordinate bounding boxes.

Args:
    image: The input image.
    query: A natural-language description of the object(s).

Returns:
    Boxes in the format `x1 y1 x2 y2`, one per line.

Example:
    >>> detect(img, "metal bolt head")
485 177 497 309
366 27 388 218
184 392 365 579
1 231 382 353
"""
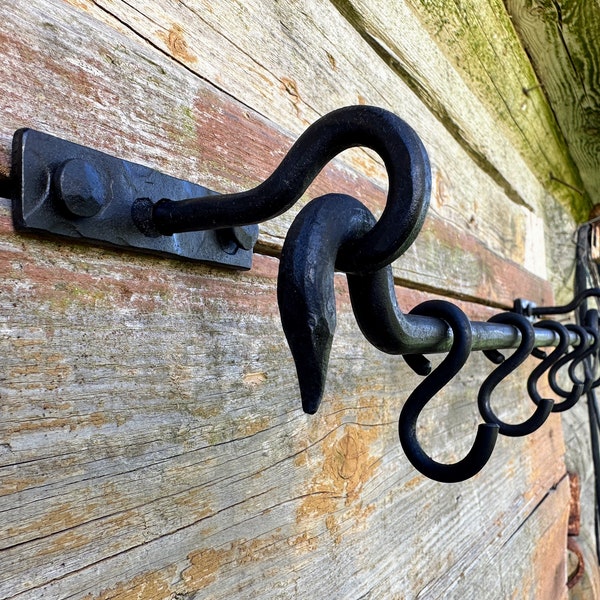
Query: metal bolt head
217 225 259 254
229 226 259 251
55 158 106 218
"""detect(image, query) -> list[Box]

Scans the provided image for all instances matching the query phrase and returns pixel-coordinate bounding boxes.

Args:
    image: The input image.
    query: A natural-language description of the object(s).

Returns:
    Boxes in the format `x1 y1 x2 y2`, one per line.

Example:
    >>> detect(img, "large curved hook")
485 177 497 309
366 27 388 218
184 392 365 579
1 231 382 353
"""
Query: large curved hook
478 313 553 436
278 193 386 413
398 300 499 483
528 320 583 413
138 105 431 274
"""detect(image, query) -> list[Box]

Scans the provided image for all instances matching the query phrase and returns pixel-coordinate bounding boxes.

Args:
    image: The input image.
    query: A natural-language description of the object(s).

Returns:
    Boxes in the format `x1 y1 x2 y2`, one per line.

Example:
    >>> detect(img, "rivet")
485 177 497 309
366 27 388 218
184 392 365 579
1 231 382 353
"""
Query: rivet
217 226 259 254
55 158 106 217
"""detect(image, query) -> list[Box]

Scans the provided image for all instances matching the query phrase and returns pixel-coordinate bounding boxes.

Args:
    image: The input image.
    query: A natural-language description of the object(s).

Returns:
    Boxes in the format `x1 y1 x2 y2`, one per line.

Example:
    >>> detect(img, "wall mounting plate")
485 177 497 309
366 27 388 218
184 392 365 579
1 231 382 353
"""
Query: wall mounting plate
11 129 258 270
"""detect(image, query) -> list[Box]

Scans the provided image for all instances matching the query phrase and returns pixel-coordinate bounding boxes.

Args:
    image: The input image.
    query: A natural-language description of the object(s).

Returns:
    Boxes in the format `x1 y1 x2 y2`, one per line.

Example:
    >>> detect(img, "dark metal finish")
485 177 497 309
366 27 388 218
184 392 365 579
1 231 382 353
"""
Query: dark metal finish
398 300 499 483
145 105 432 274
277 193 376 414
528 320 583 412
548 324 592 410
347 268 575 355
11 128 258 269
11 105 600 487
477 313 553 436
525 288 600 316
55 159 106 217
277 192 590 415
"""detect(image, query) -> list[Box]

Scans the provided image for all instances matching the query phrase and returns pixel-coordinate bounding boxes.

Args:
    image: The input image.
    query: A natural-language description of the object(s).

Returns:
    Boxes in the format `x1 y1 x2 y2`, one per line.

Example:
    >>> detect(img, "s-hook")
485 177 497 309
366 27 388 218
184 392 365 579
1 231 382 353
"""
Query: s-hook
528 320 583 413
523 288 600 317
548 324 595 404
398 301 499 483
477 313 553 436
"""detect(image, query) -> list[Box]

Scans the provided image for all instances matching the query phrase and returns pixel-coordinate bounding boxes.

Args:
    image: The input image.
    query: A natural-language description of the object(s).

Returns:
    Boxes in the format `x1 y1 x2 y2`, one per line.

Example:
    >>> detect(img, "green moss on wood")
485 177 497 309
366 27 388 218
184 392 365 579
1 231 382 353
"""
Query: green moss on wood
405 0 591 220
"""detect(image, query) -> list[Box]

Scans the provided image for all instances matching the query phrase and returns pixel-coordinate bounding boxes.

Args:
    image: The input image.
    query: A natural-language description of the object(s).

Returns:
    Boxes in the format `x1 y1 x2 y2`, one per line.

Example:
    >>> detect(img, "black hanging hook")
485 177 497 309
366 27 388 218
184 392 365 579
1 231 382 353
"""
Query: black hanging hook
548 323 594 404
524 288 600 317
527 320 583 413
572 315 600 392
277 193 380 414
398 300 499 483
583 309 600 390
137 105 431 274
478 313 553 436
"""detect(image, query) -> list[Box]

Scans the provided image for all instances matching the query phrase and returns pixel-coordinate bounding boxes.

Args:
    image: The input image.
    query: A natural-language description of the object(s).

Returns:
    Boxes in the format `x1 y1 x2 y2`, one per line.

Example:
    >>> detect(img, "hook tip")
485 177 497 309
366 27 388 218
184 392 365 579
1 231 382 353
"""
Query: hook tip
483 349 505 365
300 383 324 414
403 353 432 376
295 355 329 414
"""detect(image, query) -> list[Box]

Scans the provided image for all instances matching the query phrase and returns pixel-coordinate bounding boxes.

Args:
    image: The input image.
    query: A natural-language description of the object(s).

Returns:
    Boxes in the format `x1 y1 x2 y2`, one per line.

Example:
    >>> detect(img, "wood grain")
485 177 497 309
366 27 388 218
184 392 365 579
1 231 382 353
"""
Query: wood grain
0 197 568 599
0 0 581 597
505 0 600 210
0 0 556 306
403 0 590 219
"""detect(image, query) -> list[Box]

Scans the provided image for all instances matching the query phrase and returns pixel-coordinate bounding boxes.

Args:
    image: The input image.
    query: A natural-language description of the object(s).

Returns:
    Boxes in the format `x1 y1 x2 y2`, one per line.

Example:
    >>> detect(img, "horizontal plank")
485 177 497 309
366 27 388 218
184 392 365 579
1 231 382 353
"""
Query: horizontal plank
0 1 575 597
560 399 600 596
68 0 583 220
0 0 554 307
58 0 584 298
0 196 567 598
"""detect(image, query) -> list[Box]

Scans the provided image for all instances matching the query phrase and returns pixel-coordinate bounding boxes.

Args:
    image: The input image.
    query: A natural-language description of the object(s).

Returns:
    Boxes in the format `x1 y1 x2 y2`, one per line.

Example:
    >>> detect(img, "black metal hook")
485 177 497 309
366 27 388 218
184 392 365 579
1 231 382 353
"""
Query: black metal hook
580 309 600 390
398 300 499 483
477 313 553 436
568 323 599 393
527 320 583 413
137 105 431 274
278 193 390 414
548 324 594 404
574 315 600 392
525 288 600 317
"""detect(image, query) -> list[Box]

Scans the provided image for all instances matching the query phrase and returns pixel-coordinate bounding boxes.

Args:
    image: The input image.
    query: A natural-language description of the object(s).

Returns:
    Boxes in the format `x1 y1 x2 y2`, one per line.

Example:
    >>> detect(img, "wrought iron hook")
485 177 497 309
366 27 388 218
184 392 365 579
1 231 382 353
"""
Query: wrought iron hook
525 288 600 317
548 324 593 404
137 105 432 274
398 300 499 483
277 193 379 413
582 309 600 390
527 320 583 413
478 313 553 436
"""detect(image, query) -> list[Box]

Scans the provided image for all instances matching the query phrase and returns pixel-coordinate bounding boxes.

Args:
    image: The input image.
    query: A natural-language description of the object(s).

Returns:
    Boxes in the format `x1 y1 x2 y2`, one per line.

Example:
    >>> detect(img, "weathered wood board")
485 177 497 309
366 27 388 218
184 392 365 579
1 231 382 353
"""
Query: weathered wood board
0 197 568 598
403 0 590 218
505 0 600 209
0 0 559 306
0 0 587 597
58 0 585 298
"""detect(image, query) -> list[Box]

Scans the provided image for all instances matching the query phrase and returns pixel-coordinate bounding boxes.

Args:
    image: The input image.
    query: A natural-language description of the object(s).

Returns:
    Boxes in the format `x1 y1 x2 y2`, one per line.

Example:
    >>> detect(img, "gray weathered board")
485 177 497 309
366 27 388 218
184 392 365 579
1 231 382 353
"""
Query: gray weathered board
0 0 594 598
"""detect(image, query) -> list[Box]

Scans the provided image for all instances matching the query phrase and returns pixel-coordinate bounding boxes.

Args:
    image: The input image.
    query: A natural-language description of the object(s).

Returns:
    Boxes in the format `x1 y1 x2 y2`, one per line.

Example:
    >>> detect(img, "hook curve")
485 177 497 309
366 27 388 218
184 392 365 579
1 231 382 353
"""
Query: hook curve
548 324 592 405
528 320 583 412
583 309 600 390
148 105 431 274
398 300 499 483
277 193 377 414
478 313 553 436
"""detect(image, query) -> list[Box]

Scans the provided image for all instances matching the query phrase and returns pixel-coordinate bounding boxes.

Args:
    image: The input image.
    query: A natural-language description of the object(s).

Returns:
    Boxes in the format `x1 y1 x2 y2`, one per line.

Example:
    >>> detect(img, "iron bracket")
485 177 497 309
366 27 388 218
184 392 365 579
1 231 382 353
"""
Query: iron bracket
10 129 258 269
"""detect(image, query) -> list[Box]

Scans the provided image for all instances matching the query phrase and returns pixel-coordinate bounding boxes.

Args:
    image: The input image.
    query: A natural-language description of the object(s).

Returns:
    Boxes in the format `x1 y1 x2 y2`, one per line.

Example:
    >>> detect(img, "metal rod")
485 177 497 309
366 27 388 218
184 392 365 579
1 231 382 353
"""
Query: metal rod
399 314 581 354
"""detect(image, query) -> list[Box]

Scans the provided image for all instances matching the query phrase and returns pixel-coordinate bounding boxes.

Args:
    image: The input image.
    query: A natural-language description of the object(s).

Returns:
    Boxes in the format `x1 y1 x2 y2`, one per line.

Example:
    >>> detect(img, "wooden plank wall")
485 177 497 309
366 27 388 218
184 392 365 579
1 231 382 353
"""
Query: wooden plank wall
0 0 592 598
